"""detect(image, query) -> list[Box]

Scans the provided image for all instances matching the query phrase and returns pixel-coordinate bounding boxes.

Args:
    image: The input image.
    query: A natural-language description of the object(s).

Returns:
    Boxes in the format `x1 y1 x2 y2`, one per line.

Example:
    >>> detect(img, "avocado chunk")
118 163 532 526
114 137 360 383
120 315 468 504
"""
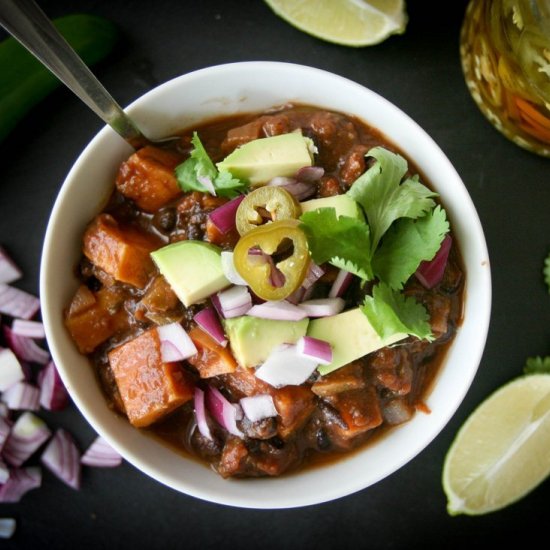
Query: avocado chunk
151 241 230 307
223 316 309 368
216 133 313 186
307 308 406 375
300 194 364 220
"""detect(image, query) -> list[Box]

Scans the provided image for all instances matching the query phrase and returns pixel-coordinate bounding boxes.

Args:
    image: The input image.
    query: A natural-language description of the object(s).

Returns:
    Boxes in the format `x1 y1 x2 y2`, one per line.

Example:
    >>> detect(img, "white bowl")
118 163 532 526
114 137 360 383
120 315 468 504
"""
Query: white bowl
40 61 491 509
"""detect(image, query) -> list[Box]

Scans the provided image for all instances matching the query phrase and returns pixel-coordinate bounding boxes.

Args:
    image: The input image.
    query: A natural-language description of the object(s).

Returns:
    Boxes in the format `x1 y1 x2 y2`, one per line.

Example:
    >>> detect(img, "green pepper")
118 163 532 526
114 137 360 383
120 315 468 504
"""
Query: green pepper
233 219 310 301
235 186 300 236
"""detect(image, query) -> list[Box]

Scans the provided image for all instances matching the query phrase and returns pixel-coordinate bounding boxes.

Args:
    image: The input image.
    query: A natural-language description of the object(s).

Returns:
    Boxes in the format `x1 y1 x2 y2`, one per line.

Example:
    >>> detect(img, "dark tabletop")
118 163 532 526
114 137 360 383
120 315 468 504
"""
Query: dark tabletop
1 1 549 548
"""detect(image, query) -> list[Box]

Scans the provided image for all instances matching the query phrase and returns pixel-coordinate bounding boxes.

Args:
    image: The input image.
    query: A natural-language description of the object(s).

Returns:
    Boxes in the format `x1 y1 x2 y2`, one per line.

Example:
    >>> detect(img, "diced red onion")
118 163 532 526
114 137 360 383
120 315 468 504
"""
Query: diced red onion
0 417 10 454
328 269 354 298
0 517 16 539
157 322 198 362
267 176 297 187
0 284 40 320
221 251 248 286
205 386 243 437
11 319 45 339
285 286 306 305
193 307 228 347
239 394 278 422
193 387 213 440
2 412 51 467
0 348 25 392
0 460 9 485
298 297 345 318
37 361 70 411
217 286 252 319
0 402 8 419
415 234 452 289
302 262 325 290
254 344 318 388
295 165 324 182
197 175 217 196
41 429 81 490
0 466 41 503
282 181 316 201
1 382 40 411
208 195 245 234
247 300 308 321
296 336 333 365
80 435 122 468
3 326 50 365
0 247 22 285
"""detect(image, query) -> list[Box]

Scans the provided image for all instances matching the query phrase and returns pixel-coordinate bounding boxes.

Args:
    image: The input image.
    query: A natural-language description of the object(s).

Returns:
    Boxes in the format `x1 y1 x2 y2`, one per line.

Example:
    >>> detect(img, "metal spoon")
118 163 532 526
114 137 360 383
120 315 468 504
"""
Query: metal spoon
0 0 154 149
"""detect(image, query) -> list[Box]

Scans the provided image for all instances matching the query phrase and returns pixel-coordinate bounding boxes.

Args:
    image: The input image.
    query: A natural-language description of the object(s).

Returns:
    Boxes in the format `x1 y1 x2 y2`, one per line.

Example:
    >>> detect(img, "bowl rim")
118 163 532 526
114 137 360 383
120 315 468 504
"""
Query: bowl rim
40 61 492 509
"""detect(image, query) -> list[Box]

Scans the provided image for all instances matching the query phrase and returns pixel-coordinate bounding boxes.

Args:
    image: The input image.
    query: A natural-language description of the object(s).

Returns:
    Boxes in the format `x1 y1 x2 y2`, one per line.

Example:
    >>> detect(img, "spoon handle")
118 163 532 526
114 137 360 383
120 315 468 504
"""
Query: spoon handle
0 0 145 147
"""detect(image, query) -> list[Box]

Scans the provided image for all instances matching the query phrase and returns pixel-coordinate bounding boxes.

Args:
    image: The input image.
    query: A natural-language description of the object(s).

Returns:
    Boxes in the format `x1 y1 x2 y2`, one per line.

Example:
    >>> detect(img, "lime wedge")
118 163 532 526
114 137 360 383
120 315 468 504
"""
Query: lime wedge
264 0 408 47
442 374 550 515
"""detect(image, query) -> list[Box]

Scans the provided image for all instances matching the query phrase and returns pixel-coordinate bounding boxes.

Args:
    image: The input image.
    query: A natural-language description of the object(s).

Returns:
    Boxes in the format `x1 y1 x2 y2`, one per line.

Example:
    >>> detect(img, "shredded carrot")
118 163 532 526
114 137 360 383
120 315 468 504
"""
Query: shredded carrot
514 96 550 130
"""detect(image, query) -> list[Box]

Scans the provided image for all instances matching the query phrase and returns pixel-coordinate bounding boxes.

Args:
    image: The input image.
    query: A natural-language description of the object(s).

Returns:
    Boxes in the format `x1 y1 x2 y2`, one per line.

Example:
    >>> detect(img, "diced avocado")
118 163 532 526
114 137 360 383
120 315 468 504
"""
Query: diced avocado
151 241 230 307
300 194 364 220
307 308 406 375
223 316 309 368
216 133 313 186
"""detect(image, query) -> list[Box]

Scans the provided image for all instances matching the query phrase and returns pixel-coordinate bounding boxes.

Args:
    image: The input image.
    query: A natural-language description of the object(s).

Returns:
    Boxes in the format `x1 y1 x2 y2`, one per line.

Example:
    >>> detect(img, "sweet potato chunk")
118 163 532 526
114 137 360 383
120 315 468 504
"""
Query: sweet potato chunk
83 214 161 288
272 386 316 439
108 328 194 427
116 146 182 212
187 327 237 378
311 361 366 397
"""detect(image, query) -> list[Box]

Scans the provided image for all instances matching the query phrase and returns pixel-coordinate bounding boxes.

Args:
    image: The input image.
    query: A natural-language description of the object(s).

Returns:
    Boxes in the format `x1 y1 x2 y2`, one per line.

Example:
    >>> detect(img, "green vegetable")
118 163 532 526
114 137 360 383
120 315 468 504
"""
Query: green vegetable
175 132 247 198
361 282 434 342
0 14 118 143
544 252 550 293
524 356 550 375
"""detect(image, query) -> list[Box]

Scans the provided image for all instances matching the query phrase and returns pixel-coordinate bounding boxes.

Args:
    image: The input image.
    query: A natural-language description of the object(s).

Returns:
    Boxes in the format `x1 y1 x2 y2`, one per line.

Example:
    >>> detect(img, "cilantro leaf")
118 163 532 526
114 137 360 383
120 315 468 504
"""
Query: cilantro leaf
347 147 438 251
175 132 247 198
524 356 550 375
361 282 433 342
299 208 373 280
544 252 550 293
373 206 449 289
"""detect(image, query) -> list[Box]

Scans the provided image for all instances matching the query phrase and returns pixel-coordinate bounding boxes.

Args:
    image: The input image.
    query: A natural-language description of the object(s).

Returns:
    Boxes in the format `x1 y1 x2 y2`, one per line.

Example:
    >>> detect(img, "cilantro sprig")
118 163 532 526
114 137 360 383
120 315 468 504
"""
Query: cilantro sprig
524 356 550 375
175 132 248 198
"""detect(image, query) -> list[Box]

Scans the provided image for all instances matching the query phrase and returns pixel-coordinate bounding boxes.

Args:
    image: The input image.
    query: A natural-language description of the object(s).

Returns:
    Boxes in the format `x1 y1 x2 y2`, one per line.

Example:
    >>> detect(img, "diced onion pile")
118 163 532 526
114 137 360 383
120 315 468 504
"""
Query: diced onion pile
0 246 123 539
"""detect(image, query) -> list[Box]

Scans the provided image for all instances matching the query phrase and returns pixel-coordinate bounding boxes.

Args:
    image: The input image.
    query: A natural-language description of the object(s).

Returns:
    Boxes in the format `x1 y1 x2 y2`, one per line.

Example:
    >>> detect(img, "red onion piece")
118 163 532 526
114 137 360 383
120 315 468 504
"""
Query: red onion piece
415 234 452 289
295 165 324 182
0 402 9 419
281 181 316 201
0 247 22 285
2 412 51 467
0 517 16 539
205 386 243 437
2 382 40 411
193 307 227 347
208 195 245 234
0 466 41 503
296 336 333 365
41 429 81 490
0 284 40 320
239 394 278 422
217 286 252 319
267 176 297 187
193 387 213 440
3 326 50 365
0 460 9 484
285 286 306 305
81 436 122 468
0 348 25 391
220 251 248 286
298 297 345 318
0 417 10 454
37 361 70 411
157 322 198 362
11 319 45 339
302 262 325 290
254 344 318 388
247 300 308 321
328 269 354 298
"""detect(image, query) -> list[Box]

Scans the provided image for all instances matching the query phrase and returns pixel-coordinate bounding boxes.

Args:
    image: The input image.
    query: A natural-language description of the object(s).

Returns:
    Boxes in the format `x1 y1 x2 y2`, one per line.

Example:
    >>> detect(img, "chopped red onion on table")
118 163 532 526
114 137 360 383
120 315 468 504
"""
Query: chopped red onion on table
0 402 8 419
217 285 252 319
0 284 40 320
0 460 9 484
0 466 41 503
37 361 69 411
0 517 16 539
0 348 25 391
255 344 318 388
295 165 324 182
11 319 45 339
0 247 22 285
157 322 197 362
41 429 81 490
220 251 248 286
296 336 333 365
193 307 227 347
193 387 213 441
328 269 354 298
239 394 278 422
247 300 307 321
208 194 245 234
2 412 51 467
3 325 50 365
1 382 40 411
415 234 452 289
0 417 10 453
205 386 243 437
298 297 345 318
80 436 122 468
